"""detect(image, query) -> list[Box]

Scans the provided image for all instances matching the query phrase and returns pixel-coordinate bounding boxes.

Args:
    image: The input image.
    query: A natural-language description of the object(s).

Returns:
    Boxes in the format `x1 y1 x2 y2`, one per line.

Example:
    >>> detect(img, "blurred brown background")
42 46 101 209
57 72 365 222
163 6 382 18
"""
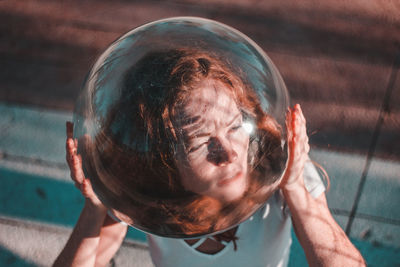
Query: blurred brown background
1 0 399 161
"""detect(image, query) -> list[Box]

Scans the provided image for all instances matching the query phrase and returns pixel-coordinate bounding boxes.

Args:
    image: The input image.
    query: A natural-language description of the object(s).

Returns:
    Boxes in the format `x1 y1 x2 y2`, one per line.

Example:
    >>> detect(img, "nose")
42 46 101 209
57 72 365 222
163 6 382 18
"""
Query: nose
207 137 238 166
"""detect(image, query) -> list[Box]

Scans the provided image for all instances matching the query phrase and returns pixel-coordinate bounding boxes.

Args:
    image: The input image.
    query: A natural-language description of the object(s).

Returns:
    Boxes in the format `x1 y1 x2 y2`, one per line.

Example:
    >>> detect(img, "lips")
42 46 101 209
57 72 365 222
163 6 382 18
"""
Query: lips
217 171 243 186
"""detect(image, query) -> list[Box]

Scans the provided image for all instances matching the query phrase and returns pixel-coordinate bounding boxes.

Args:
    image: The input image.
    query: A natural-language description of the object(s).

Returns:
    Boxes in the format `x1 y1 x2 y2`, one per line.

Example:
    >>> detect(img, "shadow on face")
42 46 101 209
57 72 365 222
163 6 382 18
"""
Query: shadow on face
175 79 250 203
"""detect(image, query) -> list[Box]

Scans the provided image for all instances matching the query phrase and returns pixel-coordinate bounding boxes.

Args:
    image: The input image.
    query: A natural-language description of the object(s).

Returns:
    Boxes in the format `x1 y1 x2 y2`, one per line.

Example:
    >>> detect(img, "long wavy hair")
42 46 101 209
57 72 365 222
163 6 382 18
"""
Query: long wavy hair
82 48 287 237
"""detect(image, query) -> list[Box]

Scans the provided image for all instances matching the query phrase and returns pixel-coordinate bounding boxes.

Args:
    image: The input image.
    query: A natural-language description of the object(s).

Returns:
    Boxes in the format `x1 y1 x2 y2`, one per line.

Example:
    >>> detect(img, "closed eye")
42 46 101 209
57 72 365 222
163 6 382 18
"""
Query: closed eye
188 142 208 153
229 124 242 132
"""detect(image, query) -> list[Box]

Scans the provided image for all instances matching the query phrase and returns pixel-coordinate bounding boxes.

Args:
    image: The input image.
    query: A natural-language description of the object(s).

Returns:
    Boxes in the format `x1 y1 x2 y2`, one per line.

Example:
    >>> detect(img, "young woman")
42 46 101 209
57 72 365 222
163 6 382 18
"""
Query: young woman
54 49 365 267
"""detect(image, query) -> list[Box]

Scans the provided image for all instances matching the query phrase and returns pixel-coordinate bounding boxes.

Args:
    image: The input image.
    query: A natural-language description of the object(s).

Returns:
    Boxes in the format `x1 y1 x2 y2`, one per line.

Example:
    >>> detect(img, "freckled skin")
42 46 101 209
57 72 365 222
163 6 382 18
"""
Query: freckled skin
175 79 250 202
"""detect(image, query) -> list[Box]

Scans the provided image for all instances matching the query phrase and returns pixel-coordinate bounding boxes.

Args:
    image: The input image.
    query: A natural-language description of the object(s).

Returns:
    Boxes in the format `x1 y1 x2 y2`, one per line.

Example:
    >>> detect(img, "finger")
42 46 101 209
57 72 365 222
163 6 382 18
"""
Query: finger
305 143 310 154
297 104 306 123
292 105 307 140
290 106 307 153
293 105 302 123
66 121 74 139
66 122 77 161
304 135 309 147
66 138 76 166
285 108 293 140
284 109 297 166
66 138 77 154
81 178 96 200
295 105 307 133
291 107 297 137
71 154 85 184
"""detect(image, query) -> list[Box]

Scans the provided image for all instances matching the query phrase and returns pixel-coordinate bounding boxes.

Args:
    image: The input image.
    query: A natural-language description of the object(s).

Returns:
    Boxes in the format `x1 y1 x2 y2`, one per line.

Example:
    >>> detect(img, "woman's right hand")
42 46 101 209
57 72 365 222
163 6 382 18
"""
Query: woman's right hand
66 121 106 211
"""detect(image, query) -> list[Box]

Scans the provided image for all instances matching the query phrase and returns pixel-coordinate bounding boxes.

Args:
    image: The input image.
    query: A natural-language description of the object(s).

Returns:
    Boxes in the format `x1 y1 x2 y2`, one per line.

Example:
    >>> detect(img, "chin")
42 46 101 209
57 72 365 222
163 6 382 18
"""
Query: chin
223 193 244 203
218 183 247 203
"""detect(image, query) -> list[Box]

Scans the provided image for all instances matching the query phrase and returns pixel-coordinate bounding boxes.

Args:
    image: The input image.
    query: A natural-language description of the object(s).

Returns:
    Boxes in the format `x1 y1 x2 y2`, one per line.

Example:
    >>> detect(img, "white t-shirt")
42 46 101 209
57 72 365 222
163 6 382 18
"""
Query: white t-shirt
147 161 325 267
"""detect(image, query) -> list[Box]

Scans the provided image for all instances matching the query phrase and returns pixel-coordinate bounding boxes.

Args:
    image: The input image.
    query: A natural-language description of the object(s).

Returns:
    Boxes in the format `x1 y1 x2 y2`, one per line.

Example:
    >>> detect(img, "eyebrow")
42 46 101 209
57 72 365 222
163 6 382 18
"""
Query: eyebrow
184 126 211 142
179 115 208 140
183 113 241 141
179 115 201 127
226 113 241 127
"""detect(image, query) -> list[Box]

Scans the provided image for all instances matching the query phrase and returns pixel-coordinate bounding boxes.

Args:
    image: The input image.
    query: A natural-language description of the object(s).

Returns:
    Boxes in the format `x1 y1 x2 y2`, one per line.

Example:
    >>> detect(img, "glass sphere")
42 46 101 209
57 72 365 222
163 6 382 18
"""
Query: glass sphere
73 17 290 238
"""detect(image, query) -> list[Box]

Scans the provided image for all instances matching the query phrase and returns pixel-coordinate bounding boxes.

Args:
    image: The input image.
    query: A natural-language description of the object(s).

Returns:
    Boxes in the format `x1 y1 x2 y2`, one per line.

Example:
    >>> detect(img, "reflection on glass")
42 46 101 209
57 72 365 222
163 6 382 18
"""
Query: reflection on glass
74 17 289 238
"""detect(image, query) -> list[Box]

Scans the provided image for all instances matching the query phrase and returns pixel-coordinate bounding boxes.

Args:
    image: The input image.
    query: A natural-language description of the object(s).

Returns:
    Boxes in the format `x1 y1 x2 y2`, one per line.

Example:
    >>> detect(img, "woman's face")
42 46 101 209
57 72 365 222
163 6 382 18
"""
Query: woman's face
175 79 250 202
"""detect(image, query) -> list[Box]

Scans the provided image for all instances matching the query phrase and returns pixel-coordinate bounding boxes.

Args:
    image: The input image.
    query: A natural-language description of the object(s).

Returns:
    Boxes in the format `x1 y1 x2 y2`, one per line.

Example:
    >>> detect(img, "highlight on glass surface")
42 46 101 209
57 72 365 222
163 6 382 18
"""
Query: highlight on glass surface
73 17 290 238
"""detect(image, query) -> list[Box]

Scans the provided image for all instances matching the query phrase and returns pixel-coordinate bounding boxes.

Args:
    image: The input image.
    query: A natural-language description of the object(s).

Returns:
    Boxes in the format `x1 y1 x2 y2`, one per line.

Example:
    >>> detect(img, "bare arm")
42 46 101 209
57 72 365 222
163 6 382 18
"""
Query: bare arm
53 122 127 267
95 215 128 266
283 186 364 266
281 105 365 266
53 200 108 267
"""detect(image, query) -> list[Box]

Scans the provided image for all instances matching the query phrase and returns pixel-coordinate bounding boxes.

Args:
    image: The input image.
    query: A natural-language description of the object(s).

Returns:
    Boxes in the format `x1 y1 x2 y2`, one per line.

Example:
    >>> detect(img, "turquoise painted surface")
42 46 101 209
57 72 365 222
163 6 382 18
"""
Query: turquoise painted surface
0 167 147 242
0 245 36 267
288 231 400 267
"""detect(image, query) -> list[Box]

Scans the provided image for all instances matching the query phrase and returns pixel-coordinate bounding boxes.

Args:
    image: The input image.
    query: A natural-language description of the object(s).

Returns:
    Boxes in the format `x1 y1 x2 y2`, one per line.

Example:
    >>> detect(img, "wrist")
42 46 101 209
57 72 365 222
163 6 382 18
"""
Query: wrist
281 179 315 215
83 199 107 217
280 174 305 193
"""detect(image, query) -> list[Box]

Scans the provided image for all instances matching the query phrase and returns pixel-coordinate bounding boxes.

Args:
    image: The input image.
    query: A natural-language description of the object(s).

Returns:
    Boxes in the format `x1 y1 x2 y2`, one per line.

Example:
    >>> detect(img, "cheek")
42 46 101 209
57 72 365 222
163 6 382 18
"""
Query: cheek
179 156 216 191
232 131 250 156
187 156 216 180
187 146 212 167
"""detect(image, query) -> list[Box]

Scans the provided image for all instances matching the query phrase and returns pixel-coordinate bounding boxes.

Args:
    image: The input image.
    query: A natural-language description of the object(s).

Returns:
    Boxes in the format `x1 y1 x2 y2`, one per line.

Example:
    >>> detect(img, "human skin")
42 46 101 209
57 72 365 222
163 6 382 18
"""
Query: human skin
175 79 250 203
55 105 365 266
280 104 365 266
52 123 127 267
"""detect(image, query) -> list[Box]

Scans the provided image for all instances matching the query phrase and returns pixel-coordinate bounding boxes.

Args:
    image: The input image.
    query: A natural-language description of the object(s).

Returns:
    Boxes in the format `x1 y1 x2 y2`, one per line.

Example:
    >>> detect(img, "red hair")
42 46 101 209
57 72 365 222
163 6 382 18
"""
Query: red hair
81 48 286 237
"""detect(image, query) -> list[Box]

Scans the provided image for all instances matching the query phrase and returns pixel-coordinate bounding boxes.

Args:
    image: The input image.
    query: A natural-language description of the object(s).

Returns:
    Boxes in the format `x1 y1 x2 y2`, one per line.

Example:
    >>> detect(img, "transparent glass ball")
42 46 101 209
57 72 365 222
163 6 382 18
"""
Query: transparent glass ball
73 17 290 238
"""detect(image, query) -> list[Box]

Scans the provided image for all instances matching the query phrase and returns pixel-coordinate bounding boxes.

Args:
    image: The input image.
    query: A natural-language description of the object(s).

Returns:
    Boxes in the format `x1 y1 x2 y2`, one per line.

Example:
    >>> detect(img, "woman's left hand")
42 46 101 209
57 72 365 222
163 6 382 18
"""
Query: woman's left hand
280 104 310 191
280 104 366 266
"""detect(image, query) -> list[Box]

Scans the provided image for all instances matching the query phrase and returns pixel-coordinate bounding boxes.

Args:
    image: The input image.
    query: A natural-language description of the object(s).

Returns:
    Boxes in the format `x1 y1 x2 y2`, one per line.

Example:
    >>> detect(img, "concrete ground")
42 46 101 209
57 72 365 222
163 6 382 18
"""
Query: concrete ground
0 0 399 266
